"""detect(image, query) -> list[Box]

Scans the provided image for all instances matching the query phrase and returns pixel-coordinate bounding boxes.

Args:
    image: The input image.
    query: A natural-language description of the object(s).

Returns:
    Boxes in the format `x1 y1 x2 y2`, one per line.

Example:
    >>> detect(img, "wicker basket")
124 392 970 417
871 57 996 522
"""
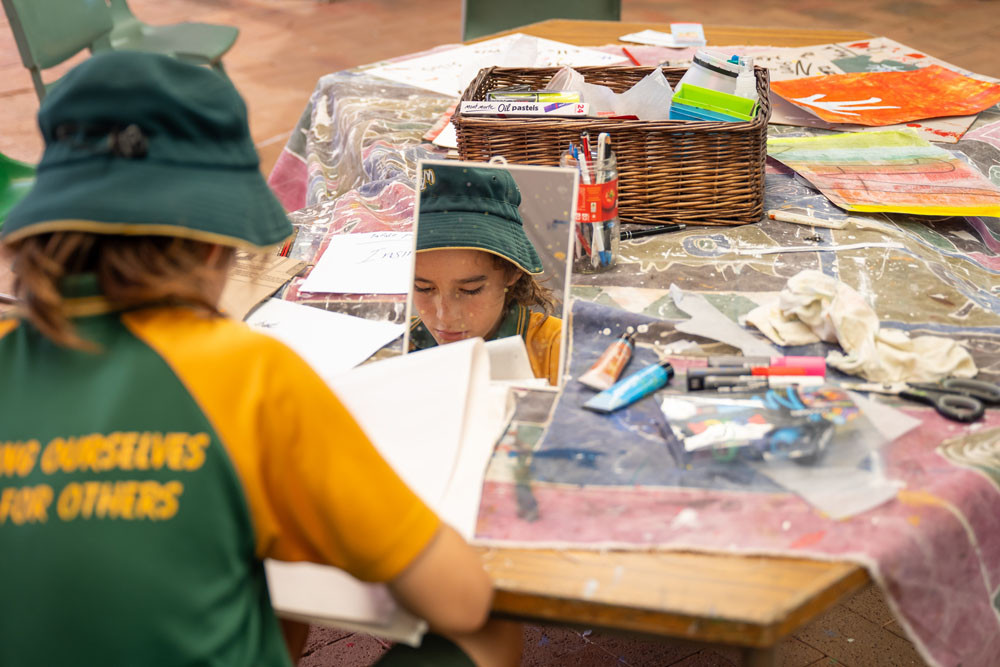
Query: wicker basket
453 66 771 226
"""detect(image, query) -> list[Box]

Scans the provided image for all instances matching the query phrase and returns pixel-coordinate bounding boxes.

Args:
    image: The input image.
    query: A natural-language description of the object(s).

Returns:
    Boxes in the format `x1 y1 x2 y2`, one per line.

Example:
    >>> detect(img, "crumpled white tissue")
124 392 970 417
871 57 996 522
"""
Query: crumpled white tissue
544 66 672 120
745 269 977 383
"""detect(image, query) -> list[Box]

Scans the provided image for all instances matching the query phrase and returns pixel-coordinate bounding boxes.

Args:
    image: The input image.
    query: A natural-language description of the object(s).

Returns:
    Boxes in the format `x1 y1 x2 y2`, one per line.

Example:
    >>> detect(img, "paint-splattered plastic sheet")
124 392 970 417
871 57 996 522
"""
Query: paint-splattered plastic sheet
267 46 1000 667
475 114 1000 667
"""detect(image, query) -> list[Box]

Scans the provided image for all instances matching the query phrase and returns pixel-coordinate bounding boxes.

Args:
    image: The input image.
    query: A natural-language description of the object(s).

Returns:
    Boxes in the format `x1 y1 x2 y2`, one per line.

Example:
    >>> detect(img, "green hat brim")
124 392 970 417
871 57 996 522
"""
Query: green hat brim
1 158 291 248
416 210 543 275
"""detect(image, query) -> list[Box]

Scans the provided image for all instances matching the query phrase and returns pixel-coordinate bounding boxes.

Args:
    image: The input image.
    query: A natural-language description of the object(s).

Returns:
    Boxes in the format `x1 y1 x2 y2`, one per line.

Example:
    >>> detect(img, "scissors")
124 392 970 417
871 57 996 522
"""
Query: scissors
842 377 1000 423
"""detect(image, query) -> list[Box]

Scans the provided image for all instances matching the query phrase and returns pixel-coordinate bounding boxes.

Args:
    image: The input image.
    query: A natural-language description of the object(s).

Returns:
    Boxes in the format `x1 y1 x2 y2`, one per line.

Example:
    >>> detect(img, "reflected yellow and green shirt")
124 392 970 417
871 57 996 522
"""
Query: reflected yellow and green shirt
409 304 562 385
0 277 439 666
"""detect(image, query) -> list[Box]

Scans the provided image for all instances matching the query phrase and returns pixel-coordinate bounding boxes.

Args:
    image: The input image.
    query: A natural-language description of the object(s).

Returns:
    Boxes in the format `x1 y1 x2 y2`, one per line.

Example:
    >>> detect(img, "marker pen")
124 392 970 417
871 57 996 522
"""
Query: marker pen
688 369 824 391
702 377 768 392
687 367 754 391
707 355 826 376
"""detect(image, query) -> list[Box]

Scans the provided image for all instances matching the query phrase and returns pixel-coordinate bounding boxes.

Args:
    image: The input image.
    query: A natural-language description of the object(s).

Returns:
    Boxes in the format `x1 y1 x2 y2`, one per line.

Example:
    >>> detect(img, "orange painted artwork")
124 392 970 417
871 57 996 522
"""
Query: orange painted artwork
770 65 1000 126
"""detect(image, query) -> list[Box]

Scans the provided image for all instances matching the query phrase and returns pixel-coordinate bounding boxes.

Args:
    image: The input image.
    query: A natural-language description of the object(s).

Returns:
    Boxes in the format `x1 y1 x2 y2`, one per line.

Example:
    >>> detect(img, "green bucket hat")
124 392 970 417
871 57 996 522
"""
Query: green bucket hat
1 51 292 248
417 163 543 275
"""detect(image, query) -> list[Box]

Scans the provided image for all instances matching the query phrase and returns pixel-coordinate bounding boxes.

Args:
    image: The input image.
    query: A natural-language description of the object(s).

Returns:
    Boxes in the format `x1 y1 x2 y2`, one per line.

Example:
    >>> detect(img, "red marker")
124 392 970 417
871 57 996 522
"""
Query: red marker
750 366 809 377
622 47 641 66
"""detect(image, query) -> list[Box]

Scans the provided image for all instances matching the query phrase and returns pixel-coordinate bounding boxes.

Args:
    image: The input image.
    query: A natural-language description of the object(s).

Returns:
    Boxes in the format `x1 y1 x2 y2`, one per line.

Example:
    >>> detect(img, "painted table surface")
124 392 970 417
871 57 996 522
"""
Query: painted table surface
266 20 998 664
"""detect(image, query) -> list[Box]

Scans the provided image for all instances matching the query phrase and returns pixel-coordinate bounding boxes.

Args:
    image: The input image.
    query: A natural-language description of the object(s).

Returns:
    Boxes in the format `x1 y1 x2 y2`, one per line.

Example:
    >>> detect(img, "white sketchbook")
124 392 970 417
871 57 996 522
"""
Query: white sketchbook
265 338 517 645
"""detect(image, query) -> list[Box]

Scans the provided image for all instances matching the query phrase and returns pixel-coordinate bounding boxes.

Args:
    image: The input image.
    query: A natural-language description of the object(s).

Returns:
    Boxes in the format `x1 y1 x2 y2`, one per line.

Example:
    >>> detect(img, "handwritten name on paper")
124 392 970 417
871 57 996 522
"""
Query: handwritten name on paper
299 231 413 295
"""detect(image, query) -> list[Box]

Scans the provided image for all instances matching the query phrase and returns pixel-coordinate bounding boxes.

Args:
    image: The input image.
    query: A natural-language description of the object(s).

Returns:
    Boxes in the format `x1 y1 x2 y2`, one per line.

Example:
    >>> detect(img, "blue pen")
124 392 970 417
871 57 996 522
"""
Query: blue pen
599 221 612 265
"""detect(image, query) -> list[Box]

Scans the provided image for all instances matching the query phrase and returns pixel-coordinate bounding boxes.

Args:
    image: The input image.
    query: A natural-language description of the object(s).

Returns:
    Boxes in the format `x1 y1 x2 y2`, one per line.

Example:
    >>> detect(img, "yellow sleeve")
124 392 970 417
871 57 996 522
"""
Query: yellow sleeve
123 308 440 583
526 313 563 386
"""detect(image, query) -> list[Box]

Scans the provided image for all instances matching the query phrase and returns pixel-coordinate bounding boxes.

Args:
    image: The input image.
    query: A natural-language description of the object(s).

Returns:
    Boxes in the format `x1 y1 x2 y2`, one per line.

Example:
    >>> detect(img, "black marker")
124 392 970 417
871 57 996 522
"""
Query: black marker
620 224 687 240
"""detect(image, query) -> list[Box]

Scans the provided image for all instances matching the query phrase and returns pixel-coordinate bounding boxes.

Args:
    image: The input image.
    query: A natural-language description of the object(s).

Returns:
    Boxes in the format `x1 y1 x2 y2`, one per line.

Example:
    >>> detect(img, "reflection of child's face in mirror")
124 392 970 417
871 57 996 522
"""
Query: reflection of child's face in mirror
413 248 519 344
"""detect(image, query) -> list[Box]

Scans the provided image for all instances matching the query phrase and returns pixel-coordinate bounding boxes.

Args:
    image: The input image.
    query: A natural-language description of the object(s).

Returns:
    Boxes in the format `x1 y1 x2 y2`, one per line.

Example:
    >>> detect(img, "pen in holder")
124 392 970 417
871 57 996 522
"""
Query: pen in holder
562 134 619 274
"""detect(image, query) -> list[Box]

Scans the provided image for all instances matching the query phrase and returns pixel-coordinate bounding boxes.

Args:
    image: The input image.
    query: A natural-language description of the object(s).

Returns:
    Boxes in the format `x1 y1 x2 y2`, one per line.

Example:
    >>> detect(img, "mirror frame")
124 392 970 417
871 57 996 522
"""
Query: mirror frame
403 158 579 389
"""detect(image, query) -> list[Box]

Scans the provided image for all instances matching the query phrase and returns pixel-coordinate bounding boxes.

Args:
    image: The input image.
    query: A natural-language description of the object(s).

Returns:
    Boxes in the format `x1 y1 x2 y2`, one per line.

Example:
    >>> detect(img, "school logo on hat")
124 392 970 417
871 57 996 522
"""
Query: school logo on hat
416 163 543 275
1 51 292 249
420 167 436 191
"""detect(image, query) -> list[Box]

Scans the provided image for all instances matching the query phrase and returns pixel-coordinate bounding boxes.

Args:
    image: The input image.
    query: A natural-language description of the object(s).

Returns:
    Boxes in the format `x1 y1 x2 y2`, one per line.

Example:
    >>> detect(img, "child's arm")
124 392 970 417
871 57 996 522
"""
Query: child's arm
388 523 492 635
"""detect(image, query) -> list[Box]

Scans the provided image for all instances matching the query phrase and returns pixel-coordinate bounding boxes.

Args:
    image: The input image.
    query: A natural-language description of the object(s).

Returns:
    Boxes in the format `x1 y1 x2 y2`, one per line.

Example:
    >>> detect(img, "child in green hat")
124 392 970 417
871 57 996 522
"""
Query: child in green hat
0 52 520 667
410 163 563 385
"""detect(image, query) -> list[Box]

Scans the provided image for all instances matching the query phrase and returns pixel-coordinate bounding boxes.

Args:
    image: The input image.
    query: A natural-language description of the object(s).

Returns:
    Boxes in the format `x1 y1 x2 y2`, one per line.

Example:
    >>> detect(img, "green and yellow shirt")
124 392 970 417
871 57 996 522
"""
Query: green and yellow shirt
409 304 562 385
0 278 439 666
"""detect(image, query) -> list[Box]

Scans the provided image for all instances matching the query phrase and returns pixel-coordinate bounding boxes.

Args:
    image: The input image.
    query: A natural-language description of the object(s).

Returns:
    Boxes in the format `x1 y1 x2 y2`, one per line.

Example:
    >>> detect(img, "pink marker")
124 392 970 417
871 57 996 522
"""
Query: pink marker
707 355 826 376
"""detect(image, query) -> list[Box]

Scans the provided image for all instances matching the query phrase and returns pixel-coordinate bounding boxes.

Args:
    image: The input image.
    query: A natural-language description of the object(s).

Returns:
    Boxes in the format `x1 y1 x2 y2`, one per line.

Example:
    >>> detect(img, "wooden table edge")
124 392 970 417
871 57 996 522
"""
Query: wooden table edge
470 19 874 48
479 547 870 648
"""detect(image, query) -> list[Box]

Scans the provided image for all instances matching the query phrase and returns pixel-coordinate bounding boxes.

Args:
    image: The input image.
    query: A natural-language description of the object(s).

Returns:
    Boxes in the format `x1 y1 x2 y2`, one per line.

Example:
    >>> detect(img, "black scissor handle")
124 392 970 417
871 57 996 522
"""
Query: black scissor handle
902 388 984 423
940 378 1000 406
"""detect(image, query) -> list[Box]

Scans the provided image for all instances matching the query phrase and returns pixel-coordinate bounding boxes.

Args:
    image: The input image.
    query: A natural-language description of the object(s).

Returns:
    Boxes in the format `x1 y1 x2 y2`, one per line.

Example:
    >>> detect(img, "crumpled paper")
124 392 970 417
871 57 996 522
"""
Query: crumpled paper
745 269 977 383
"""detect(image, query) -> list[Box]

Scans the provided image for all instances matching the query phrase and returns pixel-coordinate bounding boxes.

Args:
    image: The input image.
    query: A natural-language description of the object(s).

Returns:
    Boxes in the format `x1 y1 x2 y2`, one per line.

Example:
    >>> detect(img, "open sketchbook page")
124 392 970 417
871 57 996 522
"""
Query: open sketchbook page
265 338 516 644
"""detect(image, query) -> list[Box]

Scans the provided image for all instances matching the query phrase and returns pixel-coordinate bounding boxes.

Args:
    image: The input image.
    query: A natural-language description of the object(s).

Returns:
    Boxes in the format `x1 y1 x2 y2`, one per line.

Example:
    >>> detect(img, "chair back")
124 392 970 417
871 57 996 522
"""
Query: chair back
2 0 112 69
462 0 620 41
106 0 142 43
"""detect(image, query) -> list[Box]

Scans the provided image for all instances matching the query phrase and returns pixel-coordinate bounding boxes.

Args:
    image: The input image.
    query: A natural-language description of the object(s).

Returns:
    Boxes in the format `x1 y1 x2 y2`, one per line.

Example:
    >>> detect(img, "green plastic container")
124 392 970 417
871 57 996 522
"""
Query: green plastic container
672 83 758 122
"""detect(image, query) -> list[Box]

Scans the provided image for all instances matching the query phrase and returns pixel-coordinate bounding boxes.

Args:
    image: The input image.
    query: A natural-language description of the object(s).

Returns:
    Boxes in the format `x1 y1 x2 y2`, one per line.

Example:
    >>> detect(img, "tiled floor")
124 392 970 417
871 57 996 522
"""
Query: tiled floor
295 582 928 667
3 1 991 664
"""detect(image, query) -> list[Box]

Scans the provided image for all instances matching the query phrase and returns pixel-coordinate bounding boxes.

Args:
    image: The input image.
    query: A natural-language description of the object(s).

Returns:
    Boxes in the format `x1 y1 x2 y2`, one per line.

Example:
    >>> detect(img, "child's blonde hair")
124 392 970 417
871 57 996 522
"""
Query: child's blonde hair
7 232 233 350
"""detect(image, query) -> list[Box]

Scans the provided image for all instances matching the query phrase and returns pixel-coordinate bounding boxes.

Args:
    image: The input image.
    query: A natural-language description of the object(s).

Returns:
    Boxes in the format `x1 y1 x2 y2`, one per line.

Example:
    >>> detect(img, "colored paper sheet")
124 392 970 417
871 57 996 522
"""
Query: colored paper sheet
771 65 1000 126
767 130 1000 216
656 38 993 143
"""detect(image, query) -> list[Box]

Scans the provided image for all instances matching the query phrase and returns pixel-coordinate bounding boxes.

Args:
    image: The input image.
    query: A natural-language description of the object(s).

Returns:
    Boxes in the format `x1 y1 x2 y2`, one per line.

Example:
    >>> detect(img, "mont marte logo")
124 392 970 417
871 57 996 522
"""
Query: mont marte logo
420 168 436 191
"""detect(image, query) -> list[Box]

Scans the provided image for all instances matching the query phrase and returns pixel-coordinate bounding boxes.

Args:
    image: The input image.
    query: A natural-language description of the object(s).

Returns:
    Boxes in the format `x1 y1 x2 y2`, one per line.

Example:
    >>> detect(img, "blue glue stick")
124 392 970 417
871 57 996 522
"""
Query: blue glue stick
582 360 674 413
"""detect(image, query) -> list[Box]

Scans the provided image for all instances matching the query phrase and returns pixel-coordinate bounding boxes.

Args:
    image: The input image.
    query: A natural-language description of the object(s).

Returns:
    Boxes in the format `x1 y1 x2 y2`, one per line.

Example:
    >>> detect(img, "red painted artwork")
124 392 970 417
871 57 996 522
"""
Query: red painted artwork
771 65 1000 126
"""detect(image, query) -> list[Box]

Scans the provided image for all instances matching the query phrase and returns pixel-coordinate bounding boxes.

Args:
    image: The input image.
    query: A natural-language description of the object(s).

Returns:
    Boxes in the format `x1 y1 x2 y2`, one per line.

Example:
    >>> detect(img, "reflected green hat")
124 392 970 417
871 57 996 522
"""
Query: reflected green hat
417 163 543 275
1 51 292 248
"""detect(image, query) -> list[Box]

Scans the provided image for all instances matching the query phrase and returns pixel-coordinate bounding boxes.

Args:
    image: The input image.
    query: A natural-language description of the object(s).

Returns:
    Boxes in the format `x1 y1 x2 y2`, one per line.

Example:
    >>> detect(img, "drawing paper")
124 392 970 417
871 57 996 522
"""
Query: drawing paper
768 130 1000 216
299 231 412 294
245 298 403 382
365 34 626 98
770 65 1000 126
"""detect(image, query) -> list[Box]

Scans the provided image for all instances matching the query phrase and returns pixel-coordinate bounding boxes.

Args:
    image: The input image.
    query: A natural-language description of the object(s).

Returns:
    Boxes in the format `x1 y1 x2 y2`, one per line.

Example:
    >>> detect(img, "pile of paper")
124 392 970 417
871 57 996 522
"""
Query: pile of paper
264 337 521 644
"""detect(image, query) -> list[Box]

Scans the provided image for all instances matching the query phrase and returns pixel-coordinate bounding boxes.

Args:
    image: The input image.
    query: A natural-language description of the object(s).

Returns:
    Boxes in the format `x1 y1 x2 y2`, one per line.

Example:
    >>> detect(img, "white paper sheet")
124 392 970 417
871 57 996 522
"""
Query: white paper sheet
245 299 403 382
669 284 780 357
754 462 901 520
365 33 627 98
299 231 412 295
327 339 511 533
484 336 534 382
620 27 705 49
266 339 512 644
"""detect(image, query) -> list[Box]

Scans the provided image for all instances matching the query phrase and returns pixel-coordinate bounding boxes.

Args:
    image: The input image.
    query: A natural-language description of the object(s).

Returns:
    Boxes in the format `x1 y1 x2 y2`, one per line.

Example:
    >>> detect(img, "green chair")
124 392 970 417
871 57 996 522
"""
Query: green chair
462 0 621 41
100 0 238 75
0 152 36 231
2 0 114 101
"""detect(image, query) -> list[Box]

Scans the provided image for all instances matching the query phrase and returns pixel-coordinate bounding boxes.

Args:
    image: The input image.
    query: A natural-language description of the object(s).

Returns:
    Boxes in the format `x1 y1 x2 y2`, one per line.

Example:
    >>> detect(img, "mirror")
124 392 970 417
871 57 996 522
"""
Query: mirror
404 159 578 387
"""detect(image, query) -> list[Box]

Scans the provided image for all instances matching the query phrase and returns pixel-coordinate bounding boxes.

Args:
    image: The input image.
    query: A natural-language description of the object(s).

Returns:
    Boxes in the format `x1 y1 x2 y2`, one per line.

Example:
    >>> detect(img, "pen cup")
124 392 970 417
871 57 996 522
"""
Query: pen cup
566 150 619 274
